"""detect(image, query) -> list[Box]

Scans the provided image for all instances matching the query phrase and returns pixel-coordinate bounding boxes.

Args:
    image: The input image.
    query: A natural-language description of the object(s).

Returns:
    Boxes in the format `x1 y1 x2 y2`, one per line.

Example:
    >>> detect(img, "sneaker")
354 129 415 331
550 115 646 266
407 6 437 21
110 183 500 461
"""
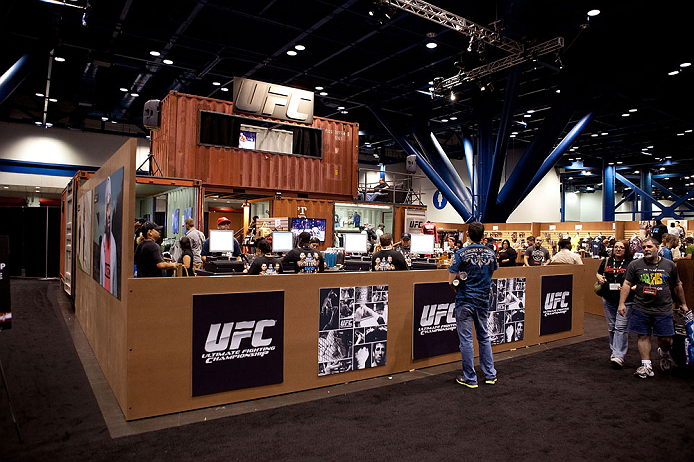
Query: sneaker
634 365 654 379
484 377 497 385
610 357 624 369
658 347 675 372
455 375 478 388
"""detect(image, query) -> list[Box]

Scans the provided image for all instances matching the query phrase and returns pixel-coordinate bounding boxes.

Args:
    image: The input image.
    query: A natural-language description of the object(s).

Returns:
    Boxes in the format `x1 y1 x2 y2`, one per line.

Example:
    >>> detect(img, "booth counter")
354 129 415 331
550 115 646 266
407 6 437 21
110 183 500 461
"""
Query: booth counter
84 264 589 420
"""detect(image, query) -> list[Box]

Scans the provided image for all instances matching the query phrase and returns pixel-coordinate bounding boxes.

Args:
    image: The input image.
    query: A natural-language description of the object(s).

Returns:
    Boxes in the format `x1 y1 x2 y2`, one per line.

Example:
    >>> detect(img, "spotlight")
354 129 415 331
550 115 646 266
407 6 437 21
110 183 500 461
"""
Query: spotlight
450 92 456 101
467 36 474 53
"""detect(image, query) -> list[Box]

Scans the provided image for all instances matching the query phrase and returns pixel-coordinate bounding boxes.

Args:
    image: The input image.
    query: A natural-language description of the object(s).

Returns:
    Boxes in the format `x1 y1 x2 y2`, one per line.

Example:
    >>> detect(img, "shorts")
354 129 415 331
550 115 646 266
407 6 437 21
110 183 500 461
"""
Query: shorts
629 308 675 337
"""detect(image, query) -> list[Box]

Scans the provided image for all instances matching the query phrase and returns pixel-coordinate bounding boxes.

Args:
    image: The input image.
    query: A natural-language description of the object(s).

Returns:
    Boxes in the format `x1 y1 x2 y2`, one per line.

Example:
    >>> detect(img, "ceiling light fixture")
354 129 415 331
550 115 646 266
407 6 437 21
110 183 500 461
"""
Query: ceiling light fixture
119 87 128 92
677 133 685 136
523 114 531 118
426 42 437 49
634 170 640 174
35 121 42 126
647 145 654 148
320 91 328 96
510 134 516 138
668 70 680 76
101 116 108 121
220 87 229 92
45 123 53 127
527 109 535 114
617 161 623 164
681 62 692 68
36 93 44 97
294 44 305 51
556 89 561 93
150 51 160 57
441 119 449 122
337 106 345 110
686 130 693 133
341 110 348 114
591 133 598 137
450 91 455 101
628 108 637 112
111 120 117 124
621 113 630 117
162 59 173 65
450 116 457 120
212 82 221 86
131 92 139 97
601 132 608 136
315 86 323 91
49 98 57 102
286 50 297 56
54 57 65 62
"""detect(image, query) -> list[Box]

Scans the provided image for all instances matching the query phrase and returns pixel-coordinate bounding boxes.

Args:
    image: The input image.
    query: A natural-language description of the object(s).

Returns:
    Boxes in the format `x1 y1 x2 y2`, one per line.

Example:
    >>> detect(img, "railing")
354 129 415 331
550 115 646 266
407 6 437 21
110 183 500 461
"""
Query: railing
358 168 425 205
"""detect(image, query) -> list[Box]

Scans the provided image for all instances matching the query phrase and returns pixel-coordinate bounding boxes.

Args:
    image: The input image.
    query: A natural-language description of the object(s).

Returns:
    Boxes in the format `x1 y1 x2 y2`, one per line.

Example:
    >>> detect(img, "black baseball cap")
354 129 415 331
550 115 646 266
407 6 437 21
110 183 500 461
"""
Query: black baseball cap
141 221 163 232
401 233 411 239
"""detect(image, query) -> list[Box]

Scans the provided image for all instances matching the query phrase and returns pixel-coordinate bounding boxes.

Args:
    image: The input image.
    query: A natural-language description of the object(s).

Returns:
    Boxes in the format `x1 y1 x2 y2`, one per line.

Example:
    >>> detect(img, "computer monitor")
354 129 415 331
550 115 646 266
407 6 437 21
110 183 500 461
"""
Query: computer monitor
410 234 435 254
344 233 368 254
272 231 294 252
291 218 326 241
208 230 237 253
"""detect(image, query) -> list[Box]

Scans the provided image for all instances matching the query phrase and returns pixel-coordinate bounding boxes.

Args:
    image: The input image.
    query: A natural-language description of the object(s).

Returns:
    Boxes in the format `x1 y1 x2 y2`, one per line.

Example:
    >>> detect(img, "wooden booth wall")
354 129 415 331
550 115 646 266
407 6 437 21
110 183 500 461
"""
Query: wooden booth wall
74 139 137 410
124 263 587 420
152 92 359 199
271 198 335 250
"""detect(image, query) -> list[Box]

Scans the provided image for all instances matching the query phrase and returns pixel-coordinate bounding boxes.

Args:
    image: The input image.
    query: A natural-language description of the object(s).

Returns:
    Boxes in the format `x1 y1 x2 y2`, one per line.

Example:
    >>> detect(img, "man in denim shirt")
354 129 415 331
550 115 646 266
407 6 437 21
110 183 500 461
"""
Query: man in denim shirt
448 221 498 388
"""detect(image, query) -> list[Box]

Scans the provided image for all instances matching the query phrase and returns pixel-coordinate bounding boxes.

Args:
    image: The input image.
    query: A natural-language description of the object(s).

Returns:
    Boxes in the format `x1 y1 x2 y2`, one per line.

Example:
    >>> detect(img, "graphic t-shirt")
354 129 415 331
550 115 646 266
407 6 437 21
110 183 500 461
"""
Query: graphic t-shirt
448 244 498 310
247 255 283 275
422 222 438 243
624 257 680 315
371 249 409 271
597 257 634 303
525 245 550 266
282 246 324 273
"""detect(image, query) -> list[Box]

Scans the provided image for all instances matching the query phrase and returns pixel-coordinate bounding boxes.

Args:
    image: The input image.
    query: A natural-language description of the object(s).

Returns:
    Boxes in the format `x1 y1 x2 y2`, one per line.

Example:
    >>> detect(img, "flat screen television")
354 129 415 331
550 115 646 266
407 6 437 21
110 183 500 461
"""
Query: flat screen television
344 233 368 254
208 230 237 253
410 234 435 255
291 218 326 241
272 231 294 252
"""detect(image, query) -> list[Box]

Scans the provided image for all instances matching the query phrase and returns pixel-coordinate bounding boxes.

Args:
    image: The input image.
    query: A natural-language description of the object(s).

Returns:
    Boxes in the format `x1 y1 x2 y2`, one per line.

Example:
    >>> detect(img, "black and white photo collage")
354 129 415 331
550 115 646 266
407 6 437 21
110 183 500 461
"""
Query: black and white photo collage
488 277 526 345
318 285 388 376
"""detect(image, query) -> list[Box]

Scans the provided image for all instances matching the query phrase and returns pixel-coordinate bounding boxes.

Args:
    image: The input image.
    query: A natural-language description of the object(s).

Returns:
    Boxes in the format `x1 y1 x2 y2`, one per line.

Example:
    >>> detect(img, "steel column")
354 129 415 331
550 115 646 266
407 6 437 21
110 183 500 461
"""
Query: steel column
640 170 652 220
603 163 616 221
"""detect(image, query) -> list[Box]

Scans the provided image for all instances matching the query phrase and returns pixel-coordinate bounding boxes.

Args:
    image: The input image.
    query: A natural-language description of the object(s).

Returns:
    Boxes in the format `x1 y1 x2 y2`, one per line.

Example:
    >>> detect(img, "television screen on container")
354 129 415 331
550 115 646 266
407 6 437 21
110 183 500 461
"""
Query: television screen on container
291 218 326 241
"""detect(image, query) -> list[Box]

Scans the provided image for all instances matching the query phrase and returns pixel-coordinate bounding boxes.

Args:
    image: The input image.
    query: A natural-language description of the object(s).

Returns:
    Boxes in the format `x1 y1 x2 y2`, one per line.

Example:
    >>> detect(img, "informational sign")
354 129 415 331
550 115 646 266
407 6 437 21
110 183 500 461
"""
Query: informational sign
432 190 448 210
492 225 499 231
404 208 427 235
233 77 314 123
540 274 573 336
192 291 284 397
412 278 526 360
92 168 124 300
574 224 583 230
77 189 92 275
549 225 556 231
319 285 388 375
0 236 11 330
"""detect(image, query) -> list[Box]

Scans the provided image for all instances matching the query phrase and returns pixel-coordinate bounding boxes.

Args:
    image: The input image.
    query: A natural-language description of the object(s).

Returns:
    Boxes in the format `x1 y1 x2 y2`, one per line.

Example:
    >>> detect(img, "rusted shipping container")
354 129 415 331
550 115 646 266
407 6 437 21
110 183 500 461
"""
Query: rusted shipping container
152 92 359 199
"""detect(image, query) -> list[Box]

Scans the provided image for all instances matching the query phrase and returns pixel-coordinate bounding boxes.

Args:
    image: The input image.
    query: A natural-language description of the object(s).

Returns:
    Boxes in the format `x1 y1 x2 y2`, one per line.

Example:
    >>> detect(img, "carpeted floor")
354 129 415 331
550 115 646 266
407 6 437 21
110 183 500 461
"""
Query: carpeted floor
1 279 692 461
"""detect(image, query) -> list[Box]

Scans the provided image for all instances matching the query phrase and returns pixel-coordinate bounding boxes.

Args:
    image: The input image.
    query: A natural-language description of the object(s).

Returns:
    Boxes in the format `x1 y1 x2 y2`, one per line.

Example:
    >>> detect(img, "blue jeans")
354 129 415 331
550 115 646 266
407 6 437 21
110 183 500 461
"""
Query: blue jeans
455 303 496 384
602 298 632 360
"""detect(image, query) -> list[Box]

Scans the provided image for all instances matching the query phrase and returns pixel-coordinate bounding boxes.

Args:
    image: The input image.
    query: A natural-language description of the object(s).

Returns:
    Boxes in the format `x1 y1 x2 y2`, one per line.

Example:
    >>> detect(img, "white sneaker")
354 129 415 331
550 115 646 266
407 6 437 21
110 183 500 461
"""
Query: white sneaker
634 364 654 379
610 356 624 369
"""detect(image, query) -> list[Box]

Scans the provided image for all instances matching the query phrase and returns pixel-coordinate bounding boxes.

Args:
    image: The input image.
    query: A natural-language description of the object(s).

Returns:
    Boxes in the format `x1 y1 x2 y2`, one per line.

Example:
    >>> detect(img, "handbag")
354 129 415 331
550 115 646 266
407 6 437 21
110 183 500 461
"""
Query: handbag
593 281 604 295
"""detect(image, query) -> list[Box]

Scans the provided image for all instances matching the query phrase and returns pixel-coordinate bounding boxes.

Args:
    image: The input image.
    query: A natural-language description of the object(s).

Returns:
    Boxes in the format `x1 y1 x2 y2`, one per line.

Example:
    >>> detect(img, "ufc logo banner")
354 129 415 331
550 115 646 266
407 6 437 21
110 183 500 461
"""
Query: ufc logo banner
233 77 314 123
540 274 573 336
412 282 458 359
192 291 284 396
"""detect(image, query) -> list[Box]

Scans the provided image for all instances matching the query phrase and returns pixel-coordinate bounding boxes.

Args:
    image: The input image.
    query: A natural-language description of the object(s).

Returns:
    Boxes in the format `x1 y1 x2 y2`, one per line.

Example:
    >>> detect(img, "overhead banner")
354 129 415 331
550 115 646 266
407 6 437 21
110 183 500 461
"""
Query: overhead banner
404 208 427 235
540 274 573 336
319 285 388 376
192 291 284 397
413 277 526 360
0 236 10 330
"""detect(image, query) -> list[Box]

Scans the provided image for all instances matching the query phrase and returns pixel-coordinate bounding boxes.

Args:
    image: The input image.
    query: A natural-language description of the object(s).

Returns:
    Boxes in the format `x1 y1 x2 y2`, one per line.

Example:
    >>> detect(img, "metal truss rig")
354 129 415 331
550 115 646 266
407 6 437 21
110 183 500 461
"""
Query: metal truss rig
436 37 565 92
383 0 564 92
384 0 523 53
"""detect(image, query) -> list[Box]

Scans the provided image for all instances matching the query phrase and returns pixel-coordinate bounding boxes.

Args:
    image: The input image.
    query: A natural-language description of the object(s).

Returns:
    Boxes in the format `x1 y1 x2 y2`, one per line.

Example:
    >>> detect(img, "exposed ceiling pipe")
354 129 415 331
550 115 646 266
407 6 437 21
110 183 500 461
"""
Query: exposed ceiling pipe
41 49 55 127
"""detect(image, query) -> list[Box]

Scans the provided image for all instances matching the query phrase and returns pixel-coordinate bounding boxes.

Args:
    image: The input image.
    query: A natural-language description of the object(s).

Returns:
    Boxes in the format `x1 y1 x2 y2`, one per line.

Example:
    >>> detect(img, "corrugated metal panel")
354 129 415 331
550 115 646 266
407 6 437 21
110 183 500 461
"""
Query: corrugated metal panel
152 92 359 198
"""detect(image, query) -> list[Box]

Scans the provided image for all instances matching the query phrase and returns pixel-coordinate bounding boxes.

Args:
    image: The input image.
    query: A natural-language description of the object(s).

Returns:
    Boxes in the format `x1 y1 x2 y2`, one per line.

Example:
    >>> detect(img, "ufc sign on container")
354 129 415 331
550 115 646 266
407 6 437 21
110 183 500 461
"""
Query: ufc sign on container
233 77 314 123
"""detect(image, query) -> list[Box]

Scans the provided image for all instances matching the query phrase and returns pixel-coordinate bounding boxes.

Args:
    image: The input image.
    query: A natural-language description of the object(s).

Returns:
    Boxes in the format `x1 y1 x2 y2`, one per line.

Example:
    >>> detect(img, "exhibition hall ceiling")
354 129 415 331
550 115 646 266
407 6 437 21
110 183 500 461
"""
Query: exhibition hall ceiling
1 0 692 196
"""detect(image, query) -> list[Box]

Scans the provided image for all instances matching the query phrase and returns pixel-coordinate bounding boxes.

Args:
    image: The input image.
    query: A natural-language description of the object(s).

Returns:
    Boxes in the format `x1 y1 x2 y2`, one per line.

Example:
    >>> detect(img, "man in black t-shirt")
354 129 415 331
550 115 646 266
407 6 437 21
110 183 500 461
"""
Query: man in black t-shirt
247 238 283 275
650 219 668 245
371 234 409 271
135 221 180 277
281 232 325 273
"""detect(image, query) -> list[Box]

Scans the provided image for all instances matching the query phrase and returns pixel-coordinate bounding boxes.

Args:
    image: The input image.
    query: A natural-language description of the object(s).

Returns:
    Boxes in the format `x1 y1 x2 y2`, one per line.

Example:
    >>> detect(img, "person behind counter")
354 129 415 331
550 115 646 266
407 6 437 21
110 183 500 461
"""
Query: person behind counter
281 231 324 273
135 221 180 277
523 236 550 266
309 237 321 250
680 236 694 260
371 233 409 271
247 238 283 275
549 238 583 265
201 216 242 261
498 239 517 267
177 236 195 277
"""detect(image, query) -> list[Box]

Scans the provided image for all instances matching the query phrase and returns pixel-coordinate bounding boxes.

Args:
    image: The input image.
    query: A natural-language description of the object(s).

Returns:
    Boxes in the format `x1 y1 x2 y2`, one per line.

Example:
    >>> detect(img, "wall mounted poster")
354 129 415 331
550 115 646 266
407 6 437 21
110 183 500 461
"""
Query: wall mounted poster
319 285 388 376
192 291 284 397
413 278 526 360
172 208 180 234
184 207 192 222
540 274 573 336
92 168 124 300
76 189 92 275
